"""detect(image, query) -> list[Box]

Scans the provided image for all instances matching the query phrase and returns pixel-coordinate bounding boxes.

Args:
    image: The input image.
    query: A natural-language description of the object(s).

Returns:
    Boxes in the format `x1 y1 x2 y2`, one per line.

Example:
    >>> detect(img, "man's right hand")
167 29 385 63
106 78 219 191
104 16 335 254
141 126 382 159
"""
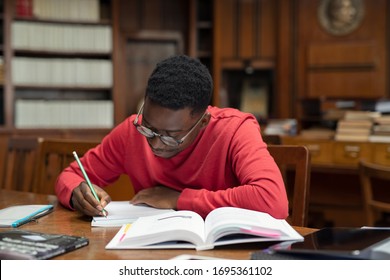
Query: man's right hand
71 182 111 217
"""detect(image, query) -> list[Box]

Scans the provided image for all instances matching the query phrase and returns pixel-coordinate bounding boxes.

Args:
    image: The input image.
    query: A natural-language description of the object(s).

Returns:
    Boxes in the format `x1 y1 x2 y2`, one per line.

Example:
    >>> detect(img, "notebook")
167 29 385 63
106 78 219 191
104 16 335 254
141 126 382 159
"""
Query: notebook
0 229 89 260
0 205 54 228
92 201 174 227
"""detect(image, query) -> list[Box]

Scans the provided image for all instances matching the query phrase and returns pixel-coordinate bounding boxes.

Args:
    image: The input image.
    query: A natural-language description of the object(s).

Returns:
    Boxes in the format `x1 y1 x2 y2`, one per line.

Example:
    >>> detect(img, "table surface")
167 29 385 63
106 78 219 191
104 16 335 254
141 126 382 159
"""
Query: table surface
0 189 317 260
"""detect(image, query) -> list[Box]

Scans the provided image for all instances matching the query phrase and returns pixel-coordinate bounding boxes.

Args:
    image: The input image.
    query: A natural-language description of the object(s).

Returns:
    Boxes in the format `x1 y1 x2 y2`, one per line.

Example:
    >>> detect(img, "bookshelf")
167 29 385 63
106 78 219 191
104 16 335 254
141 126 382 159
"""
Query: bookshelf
1 0 114 129
188 0 213 72
0 1 4 125
212 0 277 116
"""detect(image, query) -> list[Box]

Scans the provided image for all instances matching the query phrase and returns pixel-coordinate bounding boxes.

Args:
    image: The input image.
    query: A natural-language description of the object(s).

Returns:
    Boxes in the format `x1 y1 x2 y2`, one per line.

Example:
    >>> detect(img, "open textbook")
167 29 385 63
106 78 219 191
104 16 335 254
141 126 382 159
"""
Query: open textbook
106 207 303 251
92 201 174 227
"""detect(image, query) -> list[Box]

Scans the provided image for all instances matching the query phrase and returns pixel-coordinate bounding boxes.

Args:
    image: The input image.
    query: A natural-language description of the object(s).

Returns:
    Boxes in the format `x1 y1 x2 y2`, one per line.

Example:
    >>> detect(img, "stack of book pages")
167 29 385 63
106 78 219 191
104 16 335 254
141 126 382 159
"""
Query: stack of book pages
369 115 390 143
334 111 380 142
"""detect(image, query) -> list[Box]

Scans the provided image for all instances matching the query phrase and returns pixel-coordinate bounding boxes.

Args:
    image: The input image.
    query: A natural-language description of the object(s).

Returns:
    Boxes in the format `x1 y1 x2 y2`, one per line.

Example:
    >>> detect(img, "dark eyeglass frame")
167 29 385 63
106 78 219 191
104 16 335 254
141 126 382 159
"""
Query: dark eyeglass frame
133 102 207 147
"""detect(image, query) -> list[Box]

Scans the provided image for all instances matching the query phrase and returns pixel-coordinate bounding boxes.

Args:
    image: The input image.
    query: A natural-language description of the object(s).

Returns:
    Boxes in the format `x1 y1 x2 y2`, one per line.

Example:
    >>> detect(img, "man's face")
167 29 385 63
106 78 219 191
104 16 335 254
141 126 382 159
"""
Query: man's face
139 99 207 158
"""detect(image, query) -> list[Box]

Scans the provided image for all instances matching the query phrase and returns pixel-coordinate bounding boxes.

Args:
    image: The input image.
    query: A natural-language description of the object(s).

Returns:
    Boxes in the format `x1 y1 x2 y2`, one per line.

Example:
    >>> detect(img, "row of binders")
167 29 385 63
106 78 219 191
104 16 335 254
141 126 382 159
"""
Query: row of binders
16 0 101 22
15 99 114 128
12 57 113 87
12 21 112 53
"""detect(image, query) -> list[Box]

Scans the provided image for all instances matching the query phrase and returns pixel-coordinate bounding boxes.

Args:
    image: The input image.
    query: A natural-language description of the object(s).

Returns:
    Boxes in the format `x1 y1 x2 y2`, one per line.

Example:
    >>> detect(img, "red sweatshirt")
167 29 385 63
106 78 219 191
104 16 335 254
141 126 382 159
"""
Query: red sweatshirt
55 106 288 219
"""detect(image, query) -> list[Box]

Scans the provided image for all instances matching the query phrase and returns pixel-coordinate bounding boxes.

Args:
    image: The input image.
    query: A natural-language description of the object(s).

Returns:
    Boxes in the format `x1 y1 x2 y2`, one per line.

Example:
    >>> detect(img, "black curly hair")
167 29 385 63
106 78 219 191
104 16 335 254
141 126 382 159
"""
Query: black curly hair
145 55 213 115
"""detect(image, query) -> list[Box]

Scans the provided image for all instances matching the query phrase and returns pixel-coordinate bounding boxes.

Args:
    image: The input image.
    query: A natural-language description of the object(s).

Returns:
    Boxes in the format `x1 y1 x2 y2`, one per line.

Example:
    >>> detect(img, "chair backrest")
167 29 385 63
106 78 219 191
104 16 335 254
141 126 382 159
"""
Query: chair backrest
2 136 43 192
33 138 99 194
33 138 134 200
358 159 390 226
267 145 311 227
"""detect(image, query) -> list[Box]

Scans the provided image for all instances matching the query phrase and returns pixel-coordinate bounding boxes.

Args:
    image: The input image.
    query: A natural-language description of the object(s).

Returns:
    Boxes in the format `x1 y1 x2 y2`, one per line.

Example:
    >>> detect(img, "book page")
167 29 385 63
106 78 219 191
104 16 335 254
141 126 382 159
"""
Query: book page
204 207 302 244
92 201 174 227
111 211 206 248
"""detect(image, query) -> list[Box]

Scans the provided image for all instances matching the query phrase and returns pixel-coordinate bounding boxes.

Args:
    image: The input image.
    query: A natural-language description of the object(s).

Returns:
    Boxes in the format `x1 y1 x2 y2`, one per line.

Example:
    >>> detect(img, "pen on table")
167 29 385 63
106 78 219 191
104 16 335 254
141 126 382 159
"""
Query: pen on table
72 151 107 218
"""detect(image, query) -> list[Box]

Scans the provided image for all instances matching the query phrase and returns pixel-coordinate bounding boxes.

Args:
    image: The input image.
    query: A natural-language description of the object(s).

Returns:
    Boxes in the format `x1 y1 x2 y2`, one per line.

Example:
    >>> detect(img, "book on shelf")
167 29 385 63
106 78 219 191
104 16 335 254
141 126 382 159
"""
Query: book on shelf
334 134 370 142
92 201 174 227
336 127 372 136
334 112 376 142
106 207 303 251
0 204 53 228
12 21 112 53
12 57 113 87
373 125 390 133
337 119 373 129
344 110 381 121
373 115 390 125
15 0 33 17
32 0 100 22
0 229 88 260
368 135 390 143
15 99 114 128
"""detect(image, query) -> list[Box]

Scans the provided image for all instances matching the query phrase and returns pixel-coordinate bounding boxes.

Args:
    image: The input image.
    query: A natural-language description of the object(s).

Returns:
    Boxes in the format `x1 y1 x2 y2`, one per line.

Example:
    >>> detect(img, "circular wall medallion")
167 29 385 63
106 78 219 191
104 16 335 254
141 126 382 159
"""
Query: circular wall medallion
318 0 365 36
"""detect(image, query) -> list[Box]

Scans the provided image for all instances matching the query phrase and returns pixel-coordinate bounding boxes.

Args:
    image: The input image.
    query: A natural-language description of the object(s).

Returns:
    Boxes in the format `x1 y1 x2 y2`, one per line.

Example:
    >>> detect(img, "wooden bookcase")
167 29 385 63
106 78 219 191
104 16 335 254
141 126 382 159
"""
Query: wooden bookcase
0 0 114 131
212 0 278 120
188 0 213 71
1 0 388 135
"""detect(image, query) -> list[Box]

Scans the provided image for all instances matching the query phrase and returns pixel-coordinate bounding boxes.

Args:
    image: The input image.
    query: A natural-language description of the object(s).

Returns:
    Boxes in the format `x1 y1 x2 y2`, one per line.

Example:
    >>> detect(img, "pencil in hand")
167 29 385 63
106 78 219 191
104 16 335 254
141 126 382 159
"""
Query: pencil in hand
72 151 107 217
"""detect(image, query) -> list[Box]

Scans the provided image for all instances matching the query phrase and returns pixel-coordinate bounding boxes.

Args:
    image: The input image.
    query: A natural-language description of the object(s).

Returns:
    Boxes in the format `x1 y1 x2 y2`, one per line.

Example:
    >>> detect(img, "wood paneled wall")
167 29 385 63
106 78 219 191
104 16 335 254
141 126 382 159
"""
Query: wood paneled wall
112 0 190 123
110 0 390 124
214 0 277 61
295 0 388 100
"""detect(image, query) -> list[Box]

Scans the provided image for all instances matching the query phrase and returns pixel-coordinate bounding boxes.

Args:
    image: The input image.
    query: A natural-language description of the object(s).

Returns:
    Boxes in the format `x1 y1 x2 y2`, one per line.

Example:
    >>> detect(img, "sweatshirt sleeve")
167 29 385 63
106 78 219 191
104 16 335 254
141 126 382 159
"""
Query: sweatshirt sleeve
55 120 130 209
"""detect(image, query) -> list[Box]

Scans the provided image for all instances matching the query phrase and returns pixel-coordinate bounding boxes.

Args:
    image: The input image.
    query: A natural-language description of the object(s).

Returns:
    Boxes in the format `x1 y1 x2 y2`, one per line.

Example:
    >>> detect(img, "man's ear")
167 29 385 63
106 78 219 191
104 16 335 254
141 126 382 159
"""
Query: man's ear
200 112 211 128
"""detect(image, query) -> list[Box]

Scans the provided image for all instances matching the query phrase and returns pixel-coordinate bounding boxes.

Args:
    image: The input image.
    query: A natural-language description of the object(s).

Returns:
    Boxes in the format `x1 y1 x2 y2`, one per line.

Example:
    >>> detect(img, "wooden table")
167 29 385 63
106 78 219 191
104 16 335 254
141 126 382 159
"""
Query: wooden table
0 189 317 260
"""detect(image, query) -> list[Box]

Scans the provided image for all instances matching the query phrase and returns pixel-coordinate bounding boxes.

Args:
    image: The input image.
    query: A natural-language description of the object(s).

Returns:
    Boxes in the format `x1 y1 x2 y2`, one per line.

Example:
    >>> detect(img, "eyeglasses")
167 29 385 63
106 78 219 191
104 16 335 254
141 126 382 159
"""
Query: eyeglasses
133 102 207 147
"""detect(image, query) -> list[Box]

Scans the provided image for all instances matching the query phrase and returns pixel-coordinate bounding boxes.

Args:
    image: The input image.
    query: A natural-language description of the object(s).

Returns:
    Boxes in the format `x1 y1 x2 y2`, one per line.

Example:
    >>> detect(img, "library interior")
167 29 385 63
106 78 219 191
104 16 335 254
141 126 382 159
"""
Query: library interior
1 0 390 260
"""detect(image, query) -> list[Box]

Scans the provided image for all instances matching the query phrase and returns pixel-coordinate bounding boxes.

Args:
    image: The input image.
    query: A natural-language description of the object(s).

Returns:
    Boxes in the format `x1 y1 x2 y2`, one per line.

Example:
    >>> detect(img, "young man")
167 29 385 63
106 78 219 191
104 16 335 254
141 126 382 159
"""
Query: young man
55 55 288 219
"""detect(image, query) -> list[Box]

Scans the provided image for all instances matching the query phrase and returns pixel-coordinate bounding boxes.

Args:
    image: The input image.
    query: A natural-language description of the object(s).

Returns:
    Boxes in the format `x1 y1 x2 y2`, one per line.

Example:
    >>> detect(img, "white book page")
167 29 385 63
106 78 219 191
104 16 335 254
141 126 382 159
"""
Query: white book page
92 201 174 227
118 211 205 247
204 207 302 244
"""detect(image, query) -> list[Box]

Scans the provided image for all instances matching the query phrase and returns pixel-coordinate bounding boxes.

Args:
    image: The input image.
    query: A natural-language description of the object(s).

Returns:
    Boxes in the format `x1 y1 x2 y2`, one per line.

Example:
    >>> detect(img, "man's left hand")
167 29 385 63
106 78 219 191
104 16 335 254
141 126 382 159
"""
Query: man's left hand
130 186 180 209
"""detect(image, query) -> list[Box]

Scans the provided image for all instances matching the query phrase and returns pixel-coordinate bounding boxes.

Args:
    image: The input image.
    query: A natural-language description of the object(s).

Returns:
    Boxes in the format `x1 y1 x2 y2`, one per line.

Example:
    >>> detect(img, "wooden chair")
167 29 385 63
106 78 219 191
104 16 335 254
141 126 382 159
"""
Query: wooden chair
358 159 390 226
33 138 98 194
2 136 43 192
33 138 134 199
267 145 311 227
